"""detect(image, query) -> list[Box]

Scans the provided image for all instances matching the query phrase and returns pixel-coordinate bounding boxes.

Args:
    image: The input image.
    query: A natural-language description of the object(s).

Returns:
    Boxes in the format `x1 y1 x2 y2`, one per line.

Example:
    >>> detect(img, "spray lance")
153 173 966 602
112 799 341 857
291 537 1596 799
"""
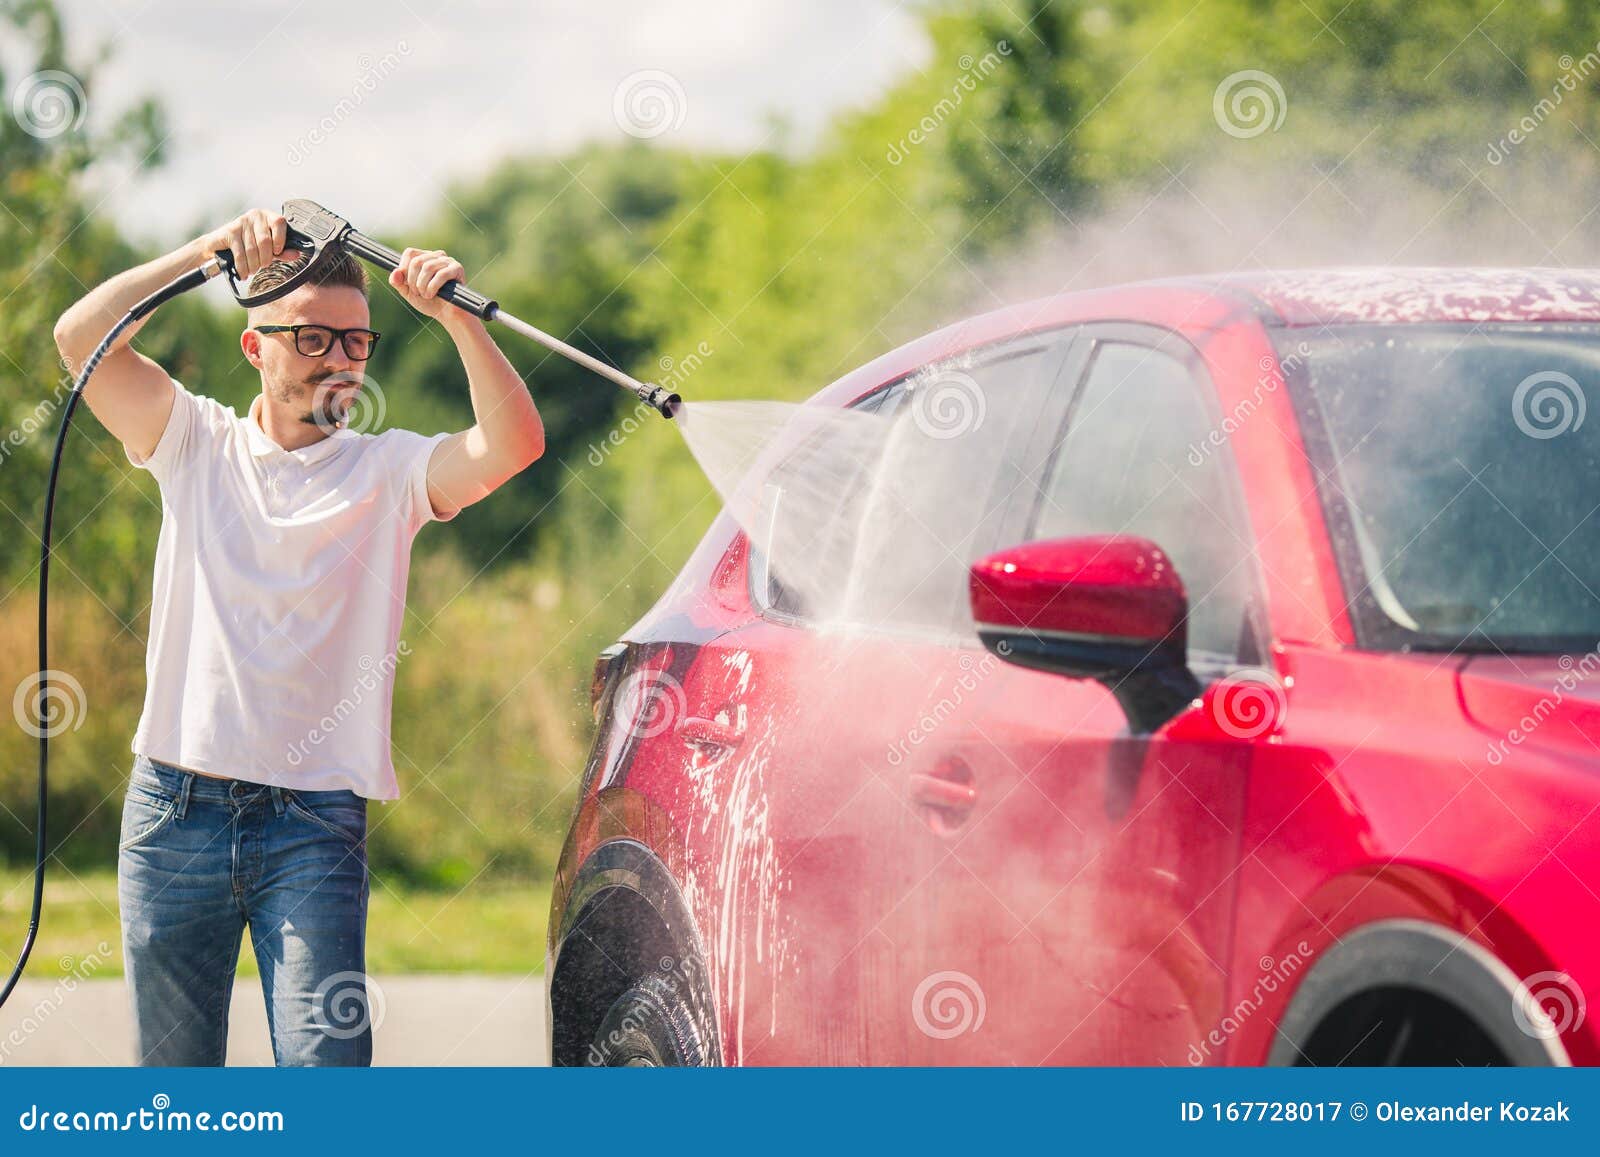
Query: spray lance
240 200 682 418
0 199 680 1010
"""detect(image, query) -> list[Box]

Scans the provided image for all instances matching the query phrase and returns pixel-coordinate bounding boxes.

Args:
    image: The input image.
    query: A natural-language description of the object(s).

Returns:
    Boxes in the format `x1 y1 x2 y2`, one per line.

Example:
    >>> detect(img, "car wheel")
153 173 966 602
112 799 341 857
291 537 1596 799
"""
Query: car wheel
589 973 711 1066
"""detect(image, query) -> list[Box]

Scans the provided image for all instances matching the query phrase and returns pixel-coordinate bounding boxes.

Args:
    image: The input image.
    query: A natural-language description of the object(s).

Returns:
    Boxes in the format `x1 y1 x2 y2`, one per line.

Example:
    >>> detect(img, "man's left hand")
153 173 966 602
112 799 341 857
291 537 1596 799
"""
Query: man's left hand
390 247 468 322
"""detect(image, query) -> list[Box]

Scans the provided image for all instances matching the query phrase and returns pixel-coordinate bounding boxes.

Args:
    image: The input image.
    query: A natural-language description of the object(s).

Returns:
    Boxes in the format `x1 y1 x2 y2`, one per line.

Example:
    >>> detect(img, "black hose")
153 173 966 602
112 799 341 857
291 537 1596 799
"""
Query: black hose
0 262 214 1010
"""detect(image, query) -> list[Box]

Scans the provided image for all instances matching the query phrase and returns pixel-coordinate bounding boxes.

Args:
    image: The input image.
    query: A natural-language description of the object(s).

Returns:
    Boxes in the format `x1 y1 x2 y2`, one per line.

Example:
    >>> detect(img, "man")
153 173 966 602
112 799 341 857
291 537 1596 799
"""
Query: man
52 207 544 1066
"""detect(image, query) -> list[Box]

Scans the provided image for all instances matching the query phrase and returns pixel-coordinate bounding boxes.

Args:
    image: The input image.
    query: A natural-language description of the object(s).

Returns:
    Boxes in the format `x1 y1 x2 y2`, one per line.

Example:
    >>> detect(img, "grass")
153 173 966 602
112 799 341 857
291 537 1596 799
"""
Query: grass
0 868 550 979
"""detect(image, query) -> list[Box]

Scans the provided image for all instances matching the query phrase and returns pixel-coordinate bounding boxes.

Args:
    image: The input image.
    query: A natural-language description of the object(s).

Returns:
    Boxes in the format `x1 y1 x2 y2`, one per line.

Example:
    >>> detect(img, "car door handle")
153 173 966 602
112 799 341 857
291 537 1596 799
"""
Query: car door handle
678 717 743 747
909 758 977 832
678 716 744 766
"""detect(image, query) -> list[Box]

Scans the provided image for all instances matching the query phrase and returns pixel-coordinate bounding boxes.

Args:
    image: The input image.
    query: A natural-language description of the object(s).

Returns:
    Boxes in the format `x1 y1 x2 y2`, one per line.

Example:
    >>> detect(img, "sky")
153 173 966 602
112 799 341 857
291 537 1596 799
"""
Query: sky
20 0 929 248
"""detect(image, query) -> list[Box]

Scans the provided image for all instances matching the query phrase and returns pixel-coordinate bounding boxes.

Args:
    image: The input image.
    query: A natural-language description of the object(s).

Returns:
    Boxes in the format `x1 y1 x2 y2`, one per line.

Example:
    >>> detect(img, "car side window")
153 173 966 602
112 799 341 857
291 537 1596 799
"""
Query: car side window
757 340 1063 637
1031 341 1253 666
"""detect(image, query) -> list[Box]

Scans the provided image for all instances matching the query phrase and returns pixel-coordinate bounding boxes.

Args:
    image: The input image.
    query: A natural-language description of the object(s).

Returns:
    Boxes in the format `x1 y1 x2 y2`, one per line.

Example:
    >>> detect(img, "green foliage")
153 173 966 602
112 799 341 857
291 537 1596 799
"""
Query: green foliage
1067 0 1600 184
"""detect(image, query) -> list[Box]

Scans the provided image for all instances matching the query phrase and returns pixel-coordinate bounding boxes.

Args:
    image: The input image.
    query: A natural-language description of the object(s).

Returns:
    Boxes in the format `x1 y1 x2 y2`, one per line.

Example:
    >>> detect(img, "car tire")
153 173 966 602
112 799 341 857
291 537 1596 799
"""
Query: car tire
589 973 711 1066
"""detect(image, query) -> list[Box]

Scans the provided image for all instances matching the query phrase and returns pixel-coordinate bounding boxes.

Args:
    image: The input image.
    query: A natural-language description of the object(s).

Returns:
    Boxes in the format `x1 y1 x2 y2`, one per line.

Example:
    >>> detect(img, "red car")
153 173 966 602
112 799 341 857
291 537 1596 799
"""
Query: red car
548 269 1600 1067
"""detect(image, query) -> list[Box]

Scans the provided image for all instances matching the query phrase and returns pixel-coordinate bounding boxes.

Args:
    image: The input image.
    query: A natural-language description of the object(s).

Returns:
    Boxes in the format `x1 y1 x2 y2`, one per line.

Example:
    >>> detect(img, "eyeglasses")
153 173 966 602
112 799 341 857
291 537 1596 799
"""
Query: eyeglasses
254 324 381 361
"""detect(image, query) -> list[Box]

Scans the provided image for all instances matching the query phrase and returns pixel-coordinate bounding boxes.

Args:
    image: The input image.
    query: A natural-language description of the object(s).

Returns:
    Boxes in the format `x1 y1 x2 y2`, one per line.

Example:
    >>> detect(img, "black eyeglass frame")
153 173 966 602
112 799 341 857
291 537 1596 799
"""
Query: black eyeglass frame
254 324 382 360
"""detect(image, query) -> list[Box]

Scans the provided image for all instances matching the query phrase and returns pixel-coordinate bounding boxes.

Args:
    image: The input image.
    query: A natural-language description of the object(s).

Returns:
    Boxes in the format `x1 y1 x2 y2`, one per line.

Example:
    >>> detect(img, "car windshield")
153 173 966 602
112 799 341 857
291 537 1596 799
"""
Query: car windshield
1284 323 1600 653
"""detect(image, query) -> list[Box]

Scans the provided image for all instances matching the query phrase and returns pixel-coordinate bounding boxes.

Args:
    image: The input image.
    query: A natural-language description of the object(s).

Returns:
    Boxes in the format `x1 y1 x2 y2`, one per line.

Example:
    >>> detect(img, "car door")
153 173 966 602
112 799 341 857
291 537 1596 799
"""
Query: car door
681 330 1083 1064
887 326 1262 1065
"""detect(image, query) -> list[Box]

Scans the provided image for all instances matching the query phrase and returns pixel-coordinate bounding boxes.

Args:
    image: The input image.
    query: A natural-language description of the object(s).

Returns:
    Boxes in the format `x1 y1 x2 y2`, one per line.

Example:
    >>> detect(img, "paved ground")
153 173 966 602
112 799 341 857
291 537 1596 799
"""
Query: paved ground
0 976 546 1066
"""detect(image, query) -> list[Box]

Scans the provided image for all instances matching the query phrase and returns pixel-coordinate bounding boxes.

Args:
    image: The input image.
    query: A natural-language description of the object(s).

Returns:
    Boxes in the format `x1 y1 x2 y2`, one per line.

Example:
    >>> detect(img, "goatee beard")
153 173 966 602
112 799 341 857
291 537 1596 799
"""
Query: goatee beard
302 394 347 427
302 372 358 428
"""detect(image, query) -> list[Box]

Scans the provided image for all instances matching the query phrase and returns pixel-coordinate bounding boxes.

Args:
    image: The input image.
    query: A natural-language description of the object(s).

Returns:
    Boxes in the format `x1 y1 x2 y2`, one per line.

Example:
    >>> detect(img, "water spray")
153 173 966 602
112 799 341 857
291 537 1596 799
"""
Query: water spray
1 199 680 1010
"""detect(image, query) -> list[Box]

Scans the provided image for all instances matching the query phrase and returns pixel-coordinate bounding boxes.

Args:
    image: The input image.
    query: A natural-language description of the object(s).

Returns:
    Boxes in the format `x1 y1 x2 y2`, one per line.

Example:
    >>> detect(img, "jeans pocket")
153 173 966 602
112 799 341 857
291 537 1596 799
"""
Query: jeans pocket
118 788 180 852
285 793 366 848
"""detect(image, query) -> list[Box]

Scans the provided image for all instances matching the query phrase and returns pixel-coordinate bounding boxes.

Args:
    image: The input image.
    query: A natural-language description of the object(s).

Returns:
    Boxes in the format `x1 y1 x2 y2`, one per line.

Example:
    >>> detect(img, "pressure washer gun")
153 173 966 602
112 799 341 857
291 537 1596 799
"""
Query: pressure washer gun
215 198 681 419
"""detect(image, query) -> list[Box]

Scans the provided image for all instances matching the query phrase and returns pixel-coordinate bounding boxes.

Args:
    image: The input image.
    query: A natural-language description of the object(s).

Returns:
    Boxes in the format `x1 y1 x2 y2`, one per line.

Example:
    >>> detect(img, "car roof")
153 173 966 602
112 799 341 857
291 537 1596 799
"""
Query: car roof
811 266 1600 409
1163 266 1600 326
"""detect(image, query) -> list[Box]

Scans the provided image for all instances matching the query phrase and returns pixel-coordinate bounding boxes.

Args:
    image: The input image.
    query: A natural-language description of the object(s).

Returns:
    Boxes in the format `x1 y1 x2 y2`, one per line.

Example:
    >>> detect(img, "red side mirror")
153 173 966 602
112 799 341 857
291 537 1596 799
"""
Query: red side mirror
970 535 1187 642
969 535 1197 733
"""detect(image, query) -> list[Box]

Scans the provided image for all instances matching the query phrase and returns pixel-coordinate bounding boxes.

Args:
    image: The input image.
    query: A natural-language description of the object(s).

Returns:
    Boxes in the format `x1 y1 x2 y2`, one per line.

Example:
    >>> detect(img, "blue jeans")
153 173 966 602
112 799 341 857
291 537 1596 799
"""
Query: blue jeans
117 754 373 1066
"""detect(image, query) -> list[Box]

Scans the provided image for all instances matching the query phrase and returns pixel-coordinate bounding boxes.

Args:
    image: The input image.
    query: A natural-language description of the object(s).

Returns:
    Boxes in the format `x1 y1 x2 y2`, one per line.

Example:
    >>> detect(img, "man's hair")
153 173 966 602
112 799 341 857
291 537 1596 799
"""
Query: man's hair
246 249 369 300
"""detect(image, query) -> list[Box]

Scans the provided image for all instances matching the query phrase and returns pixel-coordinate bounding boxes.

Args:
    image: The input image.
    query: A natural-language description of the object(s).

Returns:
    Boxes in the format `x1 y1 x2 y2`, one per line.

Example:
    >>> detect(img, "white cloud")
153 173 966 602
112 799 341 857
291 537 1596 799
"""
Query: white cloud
42 0 928 245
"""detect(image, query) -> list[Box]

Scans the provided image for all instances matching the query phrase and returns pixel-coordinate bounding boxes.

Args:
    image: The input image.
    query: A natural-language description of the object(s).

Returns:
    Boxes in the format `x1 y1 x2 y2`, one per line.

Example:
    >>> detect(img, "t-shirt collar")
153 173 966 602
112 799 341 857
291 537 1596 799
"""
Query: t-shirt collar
247 393 357 463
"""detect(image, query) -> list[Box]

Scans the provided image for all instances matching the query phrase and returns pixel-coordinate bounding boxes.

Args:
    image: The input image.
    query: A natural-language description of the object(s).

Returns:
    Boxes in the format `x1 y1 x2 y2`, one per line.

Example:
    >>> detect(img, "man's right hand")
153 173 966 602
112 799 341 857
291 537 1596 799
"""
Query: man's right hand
53 209 290 463
199 208 292 279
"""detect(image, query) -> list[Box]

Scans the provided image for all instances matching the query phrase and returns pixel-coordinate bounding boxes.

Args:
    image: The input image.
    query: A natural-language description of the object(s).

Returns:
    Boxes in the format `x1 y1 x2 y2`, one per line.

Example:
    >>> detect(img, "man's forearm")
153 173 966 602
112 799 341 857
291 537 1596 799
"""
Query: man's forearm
441 313 545 469
53 236 213 370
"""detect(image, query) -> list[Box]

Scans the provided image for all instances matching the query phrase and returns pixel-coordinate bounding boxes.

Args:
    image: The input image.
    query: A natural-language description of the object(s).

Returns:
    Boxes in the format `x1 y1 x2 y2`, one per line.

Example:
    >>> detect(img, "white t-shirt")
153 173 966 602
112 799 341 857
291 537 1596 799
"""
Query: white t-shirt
124 378 456 800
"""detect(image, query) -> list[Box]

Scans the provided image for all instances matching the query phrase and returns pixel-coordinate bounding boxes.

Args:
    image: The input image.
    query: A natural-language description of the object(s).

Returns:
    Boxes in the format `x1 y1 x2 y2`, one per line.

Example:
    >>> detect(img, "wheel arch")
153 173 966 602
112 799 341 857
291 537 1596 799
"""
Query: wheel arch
1267 918 1569 1066
547 838 721 1067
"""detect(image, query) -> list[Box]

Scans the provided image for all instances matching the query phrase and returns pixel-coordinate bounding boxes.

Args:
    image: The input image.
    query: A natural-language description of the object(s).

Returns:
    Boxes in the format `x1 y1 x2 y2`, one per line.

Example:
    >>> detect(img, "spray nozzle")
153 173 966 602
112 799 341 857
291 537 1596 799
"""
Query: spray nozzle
635 383 682 420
